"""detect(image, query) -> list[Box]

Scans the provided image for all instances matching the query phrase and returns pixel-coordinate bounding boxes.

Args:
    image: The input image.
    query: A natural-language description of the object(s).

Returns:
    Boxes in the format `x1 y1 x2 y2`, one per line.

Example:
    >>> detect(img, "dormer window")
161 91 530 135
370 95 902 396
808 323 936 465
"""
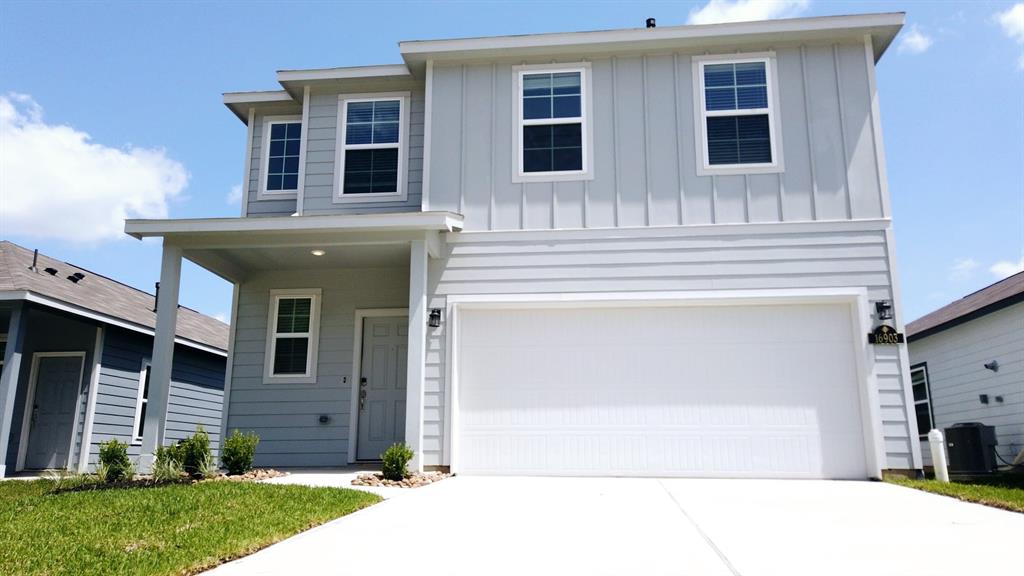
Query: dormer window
693 53 783 175
514 63 593 183
335 93 409 203
260 116 302 195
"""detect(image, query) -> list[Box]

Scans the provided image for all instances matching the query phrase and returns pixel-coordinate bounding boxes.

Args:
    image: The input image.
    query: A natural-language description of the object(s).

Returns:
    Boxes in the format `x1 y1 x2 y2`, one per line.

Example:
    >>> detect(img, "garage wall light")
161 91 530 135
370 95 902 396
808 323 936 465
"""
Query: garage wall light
428 308 442 328
874 300 893 320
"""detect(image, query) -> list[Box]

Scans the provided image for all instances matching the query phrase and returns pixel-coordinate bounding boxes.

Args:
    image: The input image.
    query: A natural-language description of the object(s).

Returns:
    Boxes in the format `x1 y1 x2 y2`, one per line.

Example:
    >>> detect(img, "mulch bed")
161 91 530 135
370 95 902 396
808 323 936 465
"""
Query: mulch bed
351 471 451 488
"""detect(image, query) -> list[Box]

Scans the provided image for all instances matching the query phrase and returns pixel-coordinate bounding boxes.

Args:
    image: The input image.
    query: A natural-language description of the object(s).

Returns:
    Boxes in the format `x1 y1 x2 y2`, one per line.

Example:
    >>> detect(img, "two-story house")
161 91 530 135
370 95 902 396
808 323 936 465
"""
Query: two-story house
125 12 922 479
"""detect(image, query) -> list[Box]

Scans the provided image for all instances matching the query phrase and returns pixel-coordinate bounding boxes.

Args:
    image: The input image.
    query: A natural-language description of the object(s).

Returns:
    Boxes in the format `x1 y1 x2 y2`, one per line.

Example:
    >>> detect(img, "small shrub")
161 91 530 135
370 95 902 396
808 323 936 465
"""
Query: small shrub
221 430 260 476
97 439 133 483
380 443 414 481
152 444 185 482
180 426 214 478
42 469 91 492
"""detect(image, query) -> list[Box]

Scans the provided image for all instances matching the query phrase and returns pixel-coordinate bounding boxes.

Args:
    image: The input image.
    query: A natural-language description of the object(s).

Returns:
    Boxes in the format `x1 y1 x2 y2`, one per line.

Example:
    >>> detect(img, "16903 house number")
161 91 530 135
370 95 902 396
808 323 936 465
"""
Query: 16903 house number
868 324 905 345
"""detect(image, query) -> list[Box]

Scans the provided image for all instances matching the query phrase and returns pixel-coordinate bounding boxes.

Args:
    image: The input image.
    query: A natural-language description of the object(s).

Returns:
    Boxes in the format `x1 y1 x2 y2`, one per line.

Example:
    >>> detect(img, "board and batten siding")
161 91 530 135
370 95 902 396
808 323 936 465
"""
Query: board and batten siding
912 301 1024 467
225 267 408 467
425 223 916 470
426 42 885 232
87 327 225 467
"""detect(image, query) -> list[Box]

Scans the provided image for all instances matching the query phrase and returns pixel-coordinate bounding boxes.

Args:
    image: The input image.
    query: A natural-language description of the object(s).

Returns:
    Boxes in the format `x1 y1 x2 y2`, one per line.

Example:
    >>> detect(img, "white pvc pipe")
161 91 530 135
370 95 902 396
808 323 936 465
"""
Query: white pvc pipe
928 429 949 483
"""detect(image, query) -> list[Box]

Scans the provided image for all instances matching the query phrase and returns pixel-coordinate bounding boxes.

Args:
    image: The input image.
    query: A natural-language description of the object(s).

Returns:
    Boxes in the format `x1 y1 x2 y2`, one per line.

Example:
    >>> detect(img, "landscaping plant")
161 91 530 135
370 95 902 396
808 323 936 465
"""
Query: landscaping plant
180 425 215 478
97 439 133 483
152 444 185 482
380 442 415 481
221 429 260 476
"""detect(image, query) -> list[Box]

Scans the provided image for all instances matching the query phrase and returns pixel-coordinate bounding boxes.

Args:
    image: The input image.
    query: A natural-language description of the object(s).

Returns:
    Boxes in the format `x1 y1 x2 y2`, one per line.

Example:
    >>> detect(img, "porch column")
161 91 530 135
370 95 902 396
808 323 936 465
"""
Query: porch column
140 243 182 471
405 239 428 472
0 302 27 478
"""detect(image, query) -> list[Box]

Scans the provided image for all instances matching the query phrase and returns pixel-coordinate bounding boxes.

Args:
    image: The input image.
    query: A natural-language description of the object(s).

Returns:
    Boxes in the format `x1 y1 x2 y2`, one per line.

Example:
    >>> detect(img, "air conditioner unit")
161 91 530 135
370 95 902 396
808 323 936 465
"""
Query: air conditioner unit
945 422 998 475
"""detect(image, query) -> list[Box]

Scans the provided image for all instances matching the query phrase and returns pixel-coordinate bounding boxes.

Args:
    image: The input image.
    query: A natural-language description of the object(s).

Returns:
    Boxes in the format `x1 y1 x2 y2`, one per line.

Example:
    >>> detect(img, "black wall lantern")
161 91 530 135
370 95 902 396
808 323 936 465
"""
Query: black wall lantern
428 308 442 328
874 300 893 320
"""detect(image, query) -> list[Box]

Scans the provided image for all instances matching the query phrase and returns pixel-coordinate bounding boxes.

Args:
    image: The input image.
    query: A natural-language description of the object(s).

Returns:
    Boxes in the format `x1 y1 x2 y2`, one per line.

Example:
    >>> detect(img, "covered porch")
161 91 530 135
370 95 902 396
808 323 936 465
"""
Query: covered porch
124 211 462 472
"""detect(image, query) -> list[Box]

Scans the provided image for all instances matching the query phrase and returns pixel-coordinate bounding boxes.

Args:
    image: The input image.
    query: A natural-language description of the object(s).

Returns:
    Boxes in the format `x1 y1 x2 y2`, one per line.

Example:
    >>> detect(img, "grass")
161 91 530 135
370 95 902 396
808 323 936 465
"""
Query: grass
0 478 381 576
886 473 1024 514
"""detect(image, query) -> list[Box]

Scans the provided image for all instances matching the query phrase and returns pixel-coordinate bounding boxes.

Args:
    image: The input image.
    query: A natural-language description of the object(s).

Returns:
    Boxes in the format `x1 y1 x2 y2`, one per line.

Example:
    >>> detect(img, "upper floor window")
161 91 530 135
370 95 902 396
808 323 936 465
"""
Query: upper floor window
911 364 934 439
335 93 408 203
514 64 592 183
260 116 302 196
264 289 321 384
694 54 783 175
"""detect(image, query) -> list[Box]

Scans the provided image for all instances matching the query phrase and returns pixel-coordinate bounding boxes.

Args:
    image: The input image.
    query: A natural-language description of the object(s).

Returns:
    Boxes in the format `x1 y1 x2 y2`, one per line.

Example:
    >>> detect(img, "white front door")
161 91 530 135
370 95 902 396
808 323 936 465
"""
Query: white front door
456 303 869 479
25 355 84 470
356 316 408 460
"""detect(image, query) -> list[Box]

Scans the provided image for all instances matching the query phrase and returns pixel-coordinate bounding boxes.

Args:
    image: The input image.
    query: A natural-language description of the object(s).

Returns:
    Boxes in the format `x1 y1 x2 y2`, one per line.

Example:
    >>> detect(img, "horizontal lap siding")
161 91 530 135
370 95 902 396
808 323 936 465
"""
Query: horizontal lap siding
88 328 226 468
301 84 425 215
427 43 883 232
427 226 915 470
911 302 1024 466
226 268 408 468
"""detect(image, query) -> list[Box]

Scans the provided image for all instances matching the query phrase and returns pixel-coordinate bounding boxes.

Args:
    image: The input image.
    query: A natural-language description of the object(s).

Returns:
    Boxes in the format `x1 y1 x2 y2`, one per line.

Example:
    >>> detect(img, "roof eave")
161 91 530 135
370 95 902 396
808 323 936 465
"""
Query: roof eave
222 90 296 123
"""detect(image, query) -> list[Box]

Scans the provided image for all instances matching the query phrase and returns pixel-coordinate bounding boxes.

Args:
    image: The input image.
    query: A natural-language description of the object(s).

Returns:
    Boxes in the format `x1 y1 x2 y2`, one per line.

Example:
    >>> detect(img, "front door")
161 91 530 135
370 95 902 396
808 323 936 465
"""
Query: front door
356 316 408 460
25 355 84 470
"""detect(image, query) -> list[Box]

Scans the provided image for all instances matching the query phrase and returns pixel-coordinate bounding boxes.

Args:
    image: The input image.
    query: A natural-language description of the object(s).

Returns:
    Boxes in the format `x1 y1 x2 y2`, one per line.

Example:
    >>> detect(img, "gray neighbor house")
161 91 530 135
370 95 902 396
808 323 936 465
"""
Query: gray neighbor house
908 271 1024 468
0 241 228 477
126 12 925 479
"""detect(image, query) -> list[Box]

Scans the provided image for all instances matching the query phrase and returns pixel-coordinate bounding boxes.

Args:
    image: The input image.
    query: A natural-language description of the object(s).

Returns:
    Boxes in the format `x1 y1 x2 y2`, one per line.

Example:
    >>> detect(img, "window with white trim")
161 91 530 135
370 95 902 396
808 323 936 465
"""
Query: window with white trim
516 65 591 181
132 361 151 443
265 290 321 382
337 95 406 200
261 116 302 194
695 55 781 173
911 365 934 439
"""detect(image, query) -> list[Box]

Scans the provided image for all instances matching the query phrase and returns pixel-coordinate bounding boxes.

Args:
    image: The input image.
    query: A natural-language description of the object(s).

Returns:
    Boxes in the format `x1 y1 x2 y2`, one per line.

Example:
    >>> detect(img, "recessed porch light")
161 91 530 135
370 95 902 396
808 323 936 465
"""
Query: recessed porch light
310 249 326 256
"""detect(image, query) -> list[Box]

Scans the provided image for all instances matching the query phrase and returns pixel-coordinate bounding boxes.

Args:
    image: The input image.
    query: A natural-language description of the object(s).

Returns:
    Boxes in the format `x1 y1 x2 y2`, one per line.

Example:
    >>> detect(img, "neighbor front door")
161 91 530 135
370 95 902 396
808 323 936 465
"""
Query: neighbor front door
25 355 84 470
356 316 408 460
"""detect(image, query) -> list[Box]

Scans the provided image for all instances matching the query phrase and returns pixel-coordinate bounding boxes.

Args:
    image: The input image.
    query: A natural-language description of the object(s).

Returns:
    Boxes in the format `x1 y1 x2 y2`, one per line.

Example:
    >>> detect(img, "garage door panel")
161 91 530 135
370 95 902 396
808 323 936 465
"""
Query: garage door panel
457 304 868 479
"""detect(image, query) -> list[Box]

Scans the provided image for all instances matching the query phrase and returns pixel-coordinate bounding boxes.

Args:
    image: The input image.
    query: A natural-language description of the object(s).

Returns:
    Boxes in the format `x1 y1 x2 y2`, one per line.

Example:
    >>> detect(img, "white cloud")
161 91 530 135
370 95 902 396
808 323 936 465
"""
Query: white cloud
226 183 243 205
687 0 809 25
898 24 933 54
996 3 1024 69
213 312 229 324
0 93 188 243
948 257 978 280
990 257 1024 279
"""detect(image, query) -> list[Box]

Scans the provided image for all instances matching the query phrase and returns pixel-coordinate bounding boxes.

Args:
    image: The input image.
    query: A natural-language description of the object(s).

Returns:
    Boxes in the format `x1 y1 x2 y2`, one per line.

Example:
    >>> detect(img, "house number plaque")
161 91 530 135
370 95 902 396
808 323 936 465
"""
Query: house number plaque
868 324 904 345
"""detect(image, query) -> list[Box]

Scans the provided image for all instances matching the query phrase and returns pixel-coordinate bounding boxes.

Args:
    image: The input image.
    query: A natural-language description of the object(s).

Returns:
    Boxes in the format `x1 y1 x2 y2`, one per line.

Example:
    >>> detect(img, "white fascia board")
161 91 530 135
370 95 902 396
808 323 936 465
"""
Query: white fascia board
400 13 904 62
276 64 412 83
0 291 227 357
125 211 465 238
222 90 296 123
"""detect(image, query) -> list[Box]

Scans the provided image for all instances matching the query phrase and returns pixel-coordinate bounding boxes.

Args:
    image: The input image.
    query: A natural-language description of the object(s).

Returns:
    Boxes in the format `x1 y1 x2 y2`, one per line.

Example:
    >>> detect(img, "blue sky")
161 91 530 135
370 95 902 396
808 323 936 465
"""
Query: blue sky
1 0 1022 324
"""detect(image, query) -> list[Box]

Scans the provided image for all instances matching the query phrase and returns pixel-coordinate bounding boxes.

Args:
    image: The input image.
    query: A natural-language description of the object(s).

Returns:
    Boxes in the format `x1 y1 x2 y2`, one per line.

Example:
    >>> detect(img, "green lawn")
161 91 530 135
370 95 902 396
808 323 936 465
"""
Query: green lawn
0 479 381 576
887 474 1024 514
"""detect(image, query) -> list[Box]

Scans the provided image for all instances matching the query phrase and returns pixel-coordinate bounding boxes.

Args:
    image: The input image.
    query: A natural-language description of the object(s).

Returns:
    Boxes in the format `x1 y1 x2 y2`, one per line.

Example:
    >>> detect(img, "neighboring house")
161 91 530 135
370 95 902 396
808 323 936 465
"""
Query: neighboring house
0 241 228 477
125 13 922 479
907 271 1024 467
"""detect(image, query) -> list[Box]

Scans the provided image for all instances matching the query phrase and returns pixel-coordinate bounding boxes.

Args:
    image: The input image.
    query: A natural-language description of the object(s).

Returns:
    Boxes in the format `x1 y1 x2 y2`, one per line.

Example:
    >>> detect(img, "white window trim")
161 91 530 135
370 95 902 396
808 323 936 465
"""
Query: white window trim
334 92 410 204
911 364 934 440
131 360 150 444
263 289 321 384
692 52 784 176
513 62 594 183
258 114 303 199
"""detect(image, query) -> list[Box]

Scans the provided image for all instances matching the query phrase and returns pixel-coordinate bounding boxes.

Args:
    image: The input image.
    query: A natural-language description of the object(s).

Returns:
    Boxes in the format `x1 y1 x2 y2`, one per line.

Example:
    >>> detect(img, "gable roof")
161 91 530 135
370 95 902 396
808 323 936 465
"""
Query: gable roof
906 271 1024 341
0 241 228 353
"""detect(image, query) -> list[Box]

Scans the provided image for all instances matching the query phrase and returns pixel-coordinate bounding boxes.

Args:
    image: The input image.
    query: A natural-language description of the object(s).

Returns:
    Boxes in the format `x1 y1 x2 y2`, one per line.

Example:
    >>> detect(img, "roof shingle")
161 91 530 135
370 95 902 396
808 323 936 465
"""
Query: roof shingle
906 271 1024 340
0 241 228 351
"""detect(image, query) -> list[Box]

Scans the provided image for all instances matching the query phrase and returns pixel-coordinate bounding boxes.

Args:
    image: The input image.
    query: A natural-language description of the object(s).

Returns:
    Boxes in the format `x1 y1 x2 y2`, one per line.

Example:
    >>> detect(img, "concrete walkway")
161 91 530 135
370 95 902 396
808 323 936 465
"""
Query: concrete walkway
206 476 1024 576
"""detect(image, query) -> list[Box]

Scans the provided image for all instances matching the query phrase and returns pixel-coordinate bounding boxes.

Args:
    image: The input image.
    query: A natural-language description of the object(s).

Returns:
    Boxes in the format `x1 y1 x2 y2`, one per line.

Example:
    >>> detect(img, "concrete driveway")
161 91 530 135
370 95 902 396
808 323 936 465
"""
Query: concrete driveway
206 476 1023 576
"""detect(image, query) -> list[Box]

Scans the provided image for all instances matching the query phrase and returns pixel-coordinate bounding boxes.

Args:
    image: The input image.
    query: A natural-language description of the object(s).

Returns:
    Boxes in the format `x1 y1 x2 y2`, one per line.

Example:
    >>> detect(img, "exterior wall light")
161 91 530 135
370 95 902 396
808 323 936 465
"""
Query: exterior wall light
428 308 442 328
310 249 326 256
874 300 893 320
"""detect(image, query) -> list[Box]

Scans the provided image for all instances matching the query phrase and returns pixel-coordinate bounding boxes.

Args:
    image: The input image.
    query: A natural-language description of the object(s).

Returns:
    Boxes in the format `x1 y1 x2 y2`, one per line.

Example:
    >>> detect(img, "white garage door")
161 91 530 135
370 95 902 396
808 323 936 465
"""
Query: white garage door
456 303 869 479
